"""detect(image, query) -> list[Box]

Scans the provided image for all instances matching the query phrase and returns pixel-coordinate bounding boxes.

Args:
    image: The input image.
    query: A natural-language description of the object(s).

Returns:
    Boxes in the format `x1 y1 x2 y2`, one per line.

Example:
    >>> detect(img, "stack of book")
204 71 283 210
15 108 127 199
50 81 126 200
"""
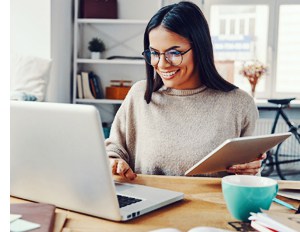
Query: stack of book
77 71 104 99
249 210 300 232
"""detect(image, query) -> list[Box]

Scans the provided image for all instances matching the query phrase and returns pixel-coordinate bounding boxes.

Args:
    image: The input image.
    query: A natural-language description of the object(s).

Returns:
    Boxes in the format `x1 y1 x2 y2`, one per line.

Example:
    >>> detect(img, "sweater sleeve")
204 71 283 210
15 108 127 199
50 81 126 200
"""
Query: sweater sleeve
240 96 259 137
105 94 131 163
104 81 143 168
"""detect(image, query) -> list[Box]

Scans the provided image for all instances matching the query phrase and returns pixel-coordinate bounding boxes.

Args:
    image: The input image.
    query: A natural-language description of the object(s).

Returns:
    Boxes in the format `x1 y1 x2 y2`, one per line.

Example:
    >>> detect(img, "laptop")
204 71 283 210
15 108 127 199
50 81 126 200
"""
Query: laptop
10 101 184 221
185 132 291 176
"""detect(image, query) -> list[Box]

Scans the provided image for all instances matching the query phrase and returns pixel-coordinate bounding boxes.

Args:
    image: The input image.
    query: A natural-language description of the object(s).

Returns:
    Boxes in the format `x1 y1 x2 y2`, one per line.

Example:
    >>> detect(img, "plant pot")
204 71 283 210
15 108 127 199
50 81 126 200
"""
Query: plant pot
91 52 101 59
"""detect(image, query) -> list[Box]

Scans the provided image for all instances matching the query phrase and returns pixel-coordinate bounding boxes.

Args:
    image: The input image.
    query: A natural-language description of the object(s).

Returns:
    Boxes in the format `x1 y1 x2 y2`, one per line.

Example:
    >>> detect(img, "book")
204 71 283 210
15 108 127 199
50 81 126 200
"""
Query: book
11 203 56 232
149 227 232 232
81 71 95 99
278 189 300 201
249 211 300 232
76 74 83 99
251 220 278 232
53 212 67 232
89 72 104 99
278 180 300 201
89 75 97 97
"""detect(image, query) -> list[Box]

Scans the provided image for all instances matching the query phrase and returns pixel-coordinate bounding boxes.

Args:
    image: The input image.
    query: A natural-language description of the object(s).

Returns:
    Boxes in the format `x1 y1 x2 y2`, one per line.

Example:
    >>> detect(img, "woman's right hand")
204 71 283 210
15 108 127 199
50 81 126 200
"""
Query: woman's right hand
109 158 137 180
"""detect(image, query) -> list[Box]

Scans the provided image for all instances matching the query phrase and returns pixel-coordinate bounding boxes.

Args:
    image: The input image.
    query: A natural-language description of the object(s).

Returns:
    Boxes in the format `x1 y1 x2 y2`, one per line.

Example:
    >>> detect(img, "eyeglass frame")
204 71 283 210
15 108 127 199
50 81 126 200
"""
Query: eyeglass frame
142 47 192 66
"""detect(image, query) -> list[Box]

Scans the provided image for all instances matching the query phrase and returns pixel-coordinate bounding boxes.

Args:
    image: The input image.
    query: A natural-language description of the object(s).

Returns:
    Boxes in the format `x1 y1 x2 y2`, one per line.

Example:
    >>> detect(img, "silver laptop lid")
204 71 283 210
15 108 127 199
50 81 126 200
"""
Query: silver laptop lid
10 101 122 220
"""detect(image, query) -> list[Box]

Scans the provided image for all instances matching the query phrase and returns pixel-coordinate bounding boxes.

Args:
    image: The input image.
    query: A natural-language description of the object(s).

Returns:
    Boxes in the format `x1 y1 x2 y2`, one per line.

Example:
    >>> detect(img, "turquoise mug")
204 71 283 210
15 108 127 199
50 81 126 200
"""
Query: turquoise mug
222 175 278 221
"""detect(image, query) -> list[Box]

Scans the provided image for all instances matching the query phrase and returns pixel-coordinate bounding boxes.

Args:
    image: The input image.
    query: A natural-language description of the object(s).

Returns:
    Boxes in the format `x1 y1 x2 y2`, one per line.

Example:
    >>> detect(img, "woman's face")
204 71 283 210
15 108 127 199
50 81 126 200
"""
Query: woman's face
148 26 201 90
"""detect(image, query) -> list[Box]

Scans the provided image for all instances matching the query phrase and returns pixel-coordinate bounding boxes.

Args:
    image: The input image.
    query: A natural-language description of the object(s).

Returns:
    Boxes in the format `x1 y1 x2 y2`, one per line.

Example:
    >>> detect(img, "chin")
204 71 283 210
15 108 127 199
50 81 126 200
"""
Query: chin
160 75 176 85
162 80 176 88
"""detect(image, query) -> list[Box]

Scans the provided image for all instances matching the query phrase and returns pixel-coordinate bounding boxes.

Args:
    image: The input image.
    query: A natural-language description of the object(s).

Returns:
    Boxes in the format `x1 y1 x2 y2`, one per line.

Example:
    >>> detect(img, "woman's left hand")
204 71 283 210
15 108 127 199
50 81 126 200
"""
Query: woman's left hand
226 153 267 175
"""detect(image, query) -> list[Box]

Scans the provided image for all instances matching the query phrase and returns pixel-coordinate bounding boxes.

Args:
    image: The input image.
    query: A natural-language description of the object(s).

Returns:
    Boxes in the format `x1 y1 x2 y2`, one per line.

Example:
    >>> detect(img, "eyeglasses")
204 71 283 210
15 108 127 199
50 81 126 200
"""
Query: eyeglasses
142 48 192 66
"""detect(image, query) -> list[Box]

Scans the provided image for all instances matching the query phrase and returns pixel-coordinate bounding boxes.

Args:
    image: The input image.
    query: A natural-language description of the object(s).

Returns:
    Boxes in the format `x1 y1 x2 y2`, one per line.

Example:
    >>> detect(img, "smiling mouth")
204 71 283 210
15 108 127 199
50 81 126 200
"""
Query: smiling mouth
159 70 179 80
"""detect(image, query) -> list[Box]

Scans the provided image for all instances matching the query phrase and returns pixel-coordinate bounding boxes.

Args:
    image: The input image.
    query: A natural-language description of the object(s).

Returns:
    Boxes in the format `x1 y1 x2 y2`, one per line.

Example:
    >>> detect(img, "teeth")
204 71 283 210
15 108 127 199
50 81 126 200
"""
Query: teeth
160 70 177 78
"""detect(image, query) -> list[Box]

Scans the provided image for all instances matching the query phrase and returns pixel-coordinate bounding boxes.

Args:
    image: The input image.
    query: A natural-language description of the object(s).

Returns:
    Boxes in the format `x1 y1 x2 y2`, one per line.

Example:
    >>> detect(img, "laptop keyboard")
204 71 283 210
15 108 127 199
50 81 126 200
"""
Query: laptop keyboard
117 195 142 208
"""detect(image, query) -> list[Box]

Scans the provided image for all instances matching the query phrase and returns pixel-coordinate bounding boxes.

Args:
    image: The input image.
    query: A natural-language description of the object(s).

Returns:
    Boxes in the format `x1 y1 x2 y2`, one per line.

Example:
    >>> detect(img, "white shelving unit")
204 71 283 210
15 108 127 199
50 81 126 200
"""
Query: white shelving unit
72 0 202 123
71 0 166 125
72 0 158 108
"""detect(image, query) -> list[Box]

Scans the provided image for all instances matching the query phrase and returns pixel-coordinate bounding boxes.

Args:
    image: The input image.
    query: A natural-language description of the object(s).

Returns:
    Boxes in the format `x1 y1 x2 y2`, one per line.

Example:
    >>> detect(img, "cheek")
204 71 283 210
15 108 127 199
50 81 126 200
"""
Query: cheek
181 55 195 74
181 63 195 76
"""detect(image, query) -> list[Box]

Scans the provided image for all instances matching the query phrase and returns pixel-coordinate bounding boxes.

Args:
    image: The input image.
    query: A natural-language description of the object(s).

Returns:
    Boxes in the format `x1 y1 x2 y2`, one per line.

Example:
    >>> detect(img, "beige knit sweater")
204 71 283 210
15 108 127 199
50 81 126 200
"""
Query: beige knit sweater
105 80 258 177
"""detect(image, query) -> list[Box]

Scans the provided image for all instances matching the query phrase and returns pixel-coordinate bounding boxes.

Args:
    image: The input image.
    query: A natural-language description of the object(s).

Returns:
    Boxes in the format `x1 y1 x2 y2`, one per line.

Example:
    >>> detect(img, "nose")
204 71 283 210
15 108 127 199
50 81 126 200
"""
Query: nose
157 53 170 68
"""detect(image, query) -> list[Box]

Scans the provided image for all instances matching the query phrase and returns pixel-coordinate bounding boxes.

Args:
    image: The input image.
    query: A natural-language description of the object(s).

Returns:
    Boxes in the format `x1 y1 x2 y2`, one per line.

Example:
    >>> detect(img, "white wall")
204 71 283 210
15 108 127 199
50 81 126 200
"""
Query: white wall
11 0 51 58
11 0 73 103
49 0 73 103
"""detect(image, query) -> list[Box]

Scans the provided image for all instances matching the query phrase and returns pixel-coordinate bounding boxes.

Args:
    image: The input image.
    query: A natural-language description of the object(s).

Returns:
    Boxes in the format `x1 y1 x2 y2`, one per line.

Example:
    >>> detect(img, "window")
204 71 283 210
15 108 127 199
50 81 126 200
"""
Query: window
204 0 300 99
276 4 300 94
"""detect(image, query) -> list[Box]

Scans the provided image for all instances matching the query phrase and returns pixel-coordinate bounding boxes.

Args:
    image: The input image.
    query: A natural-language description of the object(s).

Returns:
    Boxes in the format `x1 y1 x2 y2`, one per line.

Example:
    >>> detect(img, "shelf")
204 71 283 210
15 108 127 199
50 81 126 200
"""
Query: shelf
76 58 145 65
73 0 151 117
75 99 123 104
77 18 148 25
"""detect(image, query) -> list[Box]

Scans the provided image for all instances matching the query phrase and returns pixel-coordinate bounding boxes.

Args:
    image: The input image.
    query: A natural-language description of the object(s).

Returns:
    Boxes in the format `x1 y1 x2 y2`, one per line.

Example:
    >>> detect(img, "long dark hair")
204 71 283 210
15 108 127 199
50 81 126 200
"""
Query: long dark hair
144 1 237 103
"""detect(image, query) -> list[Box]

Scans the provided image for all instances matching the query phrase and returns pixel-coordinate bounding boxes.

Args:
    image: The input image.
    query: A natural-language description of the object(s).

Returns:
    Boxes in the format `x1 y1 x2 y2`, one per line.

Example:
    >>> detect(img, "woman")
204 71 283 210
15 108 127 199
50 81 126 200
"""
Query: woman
105 1 264 180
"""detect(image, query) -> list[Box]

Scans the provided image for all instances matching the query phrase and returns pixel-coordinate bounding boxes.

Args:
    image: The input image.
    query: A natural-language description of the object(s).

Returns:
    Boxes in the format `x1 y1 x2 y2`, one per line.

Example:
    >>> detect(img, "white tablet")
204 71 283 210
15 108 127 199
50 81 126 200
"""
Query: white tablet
184 132 291 176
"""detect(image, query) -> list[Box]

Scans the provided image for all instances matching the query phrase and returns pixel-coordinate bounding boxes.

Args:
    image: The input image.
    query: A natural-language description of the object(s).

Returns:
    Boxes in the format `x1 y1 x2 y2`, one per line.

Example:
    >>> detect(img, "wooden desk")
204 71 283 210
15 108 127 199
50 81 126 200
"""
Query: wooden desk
11 175 299 232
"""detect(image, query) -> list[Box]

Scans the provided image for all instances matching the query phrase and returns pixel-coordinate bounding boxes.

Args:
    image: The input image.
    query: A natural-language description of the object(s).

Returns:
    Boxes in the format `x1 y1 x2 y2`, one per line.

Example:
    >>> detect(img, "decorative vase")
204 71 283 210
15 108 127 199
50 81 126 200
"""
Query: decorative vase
91 52 101 59
240 60 267 98
246 73 262 98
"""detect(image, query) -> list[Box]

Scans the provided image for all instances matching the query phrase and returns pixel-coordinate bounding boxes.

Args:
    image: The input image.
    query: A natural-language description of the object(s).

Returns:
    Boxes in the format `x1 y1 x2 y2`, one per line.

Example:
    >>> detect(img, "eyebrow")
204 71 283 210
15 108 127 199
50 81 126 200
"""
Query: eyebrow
149 45 181 52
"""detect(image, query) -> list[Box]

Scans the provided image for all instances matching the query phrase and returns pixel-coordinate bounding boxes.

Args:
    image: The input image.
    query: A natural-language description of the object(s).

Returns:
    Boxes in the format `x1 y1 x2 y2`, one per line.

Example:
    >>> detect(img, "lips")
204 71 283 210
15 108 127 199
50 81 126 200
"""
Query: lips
159 70 179 80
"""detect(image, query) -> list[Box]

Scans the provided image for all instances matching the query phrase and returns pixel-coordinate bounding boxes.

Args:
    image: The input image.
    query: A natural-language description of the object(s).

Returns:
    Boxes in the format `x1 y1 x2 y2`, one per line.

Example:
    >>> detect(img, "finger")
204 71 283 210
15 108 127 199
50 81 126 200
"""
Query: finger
116 162 126 176
227 167 260 175
110 158 118 175
256 153 267 160
227 168 260 175
124 168 137 181
229 160 261 170
260 153 267 160
116 160 130 176
236 168 260 175
111 159 137 180
227 160 262 175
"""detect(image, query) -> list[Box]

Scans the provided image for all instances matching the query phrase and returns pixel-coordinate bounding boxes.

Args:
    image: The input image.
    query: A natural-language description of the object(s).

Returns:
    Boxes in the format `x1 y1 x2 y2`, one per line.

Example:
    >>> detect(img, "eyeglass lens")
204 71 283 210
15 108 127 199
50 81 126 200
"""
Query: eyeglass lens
143 50 184 66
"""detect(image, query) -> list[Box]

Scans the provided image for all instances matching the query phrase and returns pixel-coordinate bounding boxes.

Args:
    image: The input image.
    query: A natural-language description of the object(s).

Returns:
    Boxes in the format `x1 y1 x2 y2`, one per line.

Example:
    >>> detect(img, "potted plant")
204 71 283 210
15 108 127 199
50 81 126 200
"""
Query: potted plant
88 37 106 59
